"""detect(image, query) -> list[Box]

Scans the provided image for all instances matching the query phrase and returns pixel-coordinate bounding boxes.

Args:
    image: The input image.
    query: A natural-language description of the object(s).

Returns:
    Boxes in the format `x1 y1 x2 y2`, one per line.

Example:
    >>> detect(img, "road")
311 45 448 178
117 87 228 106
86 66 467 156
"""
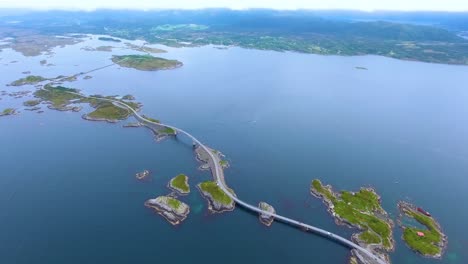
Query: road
63 92 387 264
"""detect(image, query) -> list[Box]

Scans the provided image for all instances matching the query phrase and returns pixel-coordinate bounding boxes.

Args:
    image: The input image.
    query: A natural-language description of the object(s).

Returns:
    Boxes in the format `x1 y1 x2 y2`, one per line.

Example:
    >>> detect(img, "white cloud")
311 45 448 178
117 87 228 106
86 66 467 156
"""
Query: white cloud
0 0 467 11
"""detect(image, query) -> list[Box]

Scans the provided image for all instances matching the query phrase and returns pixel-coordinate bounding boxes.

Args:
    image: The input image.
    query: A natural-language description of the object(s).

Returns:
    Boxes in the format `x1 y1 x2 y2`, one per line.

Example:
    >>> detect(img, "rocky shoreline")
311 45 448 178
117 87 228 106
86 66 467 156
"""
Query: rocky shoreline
81 114 119 123
145 196 190 225
258 202 275 226
195 146 230 171
123 122 142 128
141 123 175 142
195 146 211 170
47 104 82 112
397 201 448 259
197 183 235 213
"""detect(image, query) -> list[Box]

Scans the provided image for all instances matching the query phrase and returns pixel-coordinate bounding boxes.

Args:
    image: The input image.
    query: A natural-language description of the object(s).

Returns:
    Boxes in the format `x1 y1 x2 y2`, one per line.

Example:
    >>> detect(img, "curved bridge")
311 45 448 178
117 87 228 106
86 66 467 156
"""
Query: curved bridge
67 93 386 264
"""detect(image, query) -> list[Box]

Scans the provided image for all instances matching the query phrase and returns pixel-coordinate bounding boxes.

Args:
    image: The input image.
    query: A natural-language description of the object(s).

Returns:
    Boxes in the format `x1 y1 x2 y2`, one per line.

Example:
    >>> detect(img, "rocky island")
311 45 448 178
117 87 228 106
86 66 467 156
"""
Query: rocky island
258 202 275 226
111 54 182 71
0 33 81 57
82 101 131 123
33 84 83 111
311 179 394 264
9 75 47 86
135 170 150 180
139 116 177 141
34 84 141 120
81 45 113 52
0 108 17 117
198 181 235 213
168 174 190 195
195 146 230 171
122 94 135 100
145 196 190 225
397 201 447 259
23 99 41 107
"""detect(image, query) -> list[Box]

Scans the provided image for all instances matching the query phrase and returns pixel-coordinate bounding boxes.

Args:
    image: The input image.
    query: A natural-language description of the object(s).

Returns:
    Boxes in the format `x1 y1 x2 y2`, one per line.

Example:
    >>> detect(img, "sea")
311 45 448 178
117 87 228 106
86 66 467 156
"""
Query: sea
1 35 467 264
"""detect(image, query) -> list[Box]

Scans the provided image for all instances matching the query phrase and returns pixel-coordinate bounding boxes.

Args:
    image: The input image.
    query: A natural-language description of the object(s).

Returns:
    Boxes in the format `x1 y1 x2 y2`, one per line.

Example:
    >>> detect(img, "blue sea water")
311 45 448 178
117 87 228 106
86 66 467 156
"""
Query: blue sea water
1 35 468 263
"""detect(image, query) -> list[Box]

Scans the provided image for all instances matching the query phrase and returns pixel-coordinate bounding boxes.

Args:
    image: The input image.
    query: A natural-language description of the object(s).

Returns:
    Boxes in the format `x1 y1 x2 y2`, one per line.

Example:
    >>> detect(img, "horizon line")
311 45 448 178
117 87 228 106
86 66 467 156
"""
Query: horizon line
0 7 468 13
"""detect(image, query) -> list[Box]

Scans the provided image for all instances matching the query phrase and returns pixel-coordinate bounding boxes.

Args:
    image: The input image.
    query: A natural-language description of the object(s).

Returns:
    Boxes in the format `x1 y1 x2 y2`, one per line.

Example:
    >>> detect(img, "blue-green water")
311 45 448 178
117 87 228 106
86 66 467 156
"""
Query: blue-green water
1 36 468 263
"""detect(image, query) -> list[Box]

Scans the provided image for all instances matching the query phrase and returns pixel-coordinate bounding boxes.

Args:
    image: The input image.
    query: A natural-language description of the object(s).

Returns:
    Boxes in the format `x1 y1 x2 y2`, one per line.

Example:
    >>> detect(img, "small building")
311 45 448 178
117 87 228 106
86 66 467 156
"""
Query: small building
417 231 425 237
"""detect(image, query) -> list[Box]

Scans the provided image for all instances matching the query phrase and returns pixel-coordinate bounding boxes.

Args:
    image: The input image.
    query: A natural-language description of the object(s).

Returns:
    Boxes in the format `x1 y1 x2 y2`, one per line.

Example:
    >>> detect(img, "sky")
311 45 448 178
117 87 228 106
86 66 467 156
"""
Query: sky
0 0 467 12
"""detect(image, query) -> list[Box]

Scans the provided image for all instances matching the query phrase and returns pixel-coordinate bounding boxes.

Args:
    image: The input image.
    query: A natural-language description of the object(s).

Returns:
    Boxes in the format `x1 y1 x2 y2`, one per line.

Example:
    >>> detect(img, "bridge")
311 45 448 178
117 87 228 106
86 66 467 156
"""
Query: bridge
64 92 387 264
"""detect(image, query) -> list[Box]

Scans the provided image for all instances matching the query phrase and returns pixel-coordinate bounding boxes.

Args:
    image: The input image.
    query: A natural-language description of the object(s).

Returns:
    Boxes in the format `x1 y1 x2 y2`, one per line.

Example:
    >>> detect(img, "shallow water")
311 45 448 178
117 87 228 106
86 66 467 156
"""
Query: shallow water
1 35 468 263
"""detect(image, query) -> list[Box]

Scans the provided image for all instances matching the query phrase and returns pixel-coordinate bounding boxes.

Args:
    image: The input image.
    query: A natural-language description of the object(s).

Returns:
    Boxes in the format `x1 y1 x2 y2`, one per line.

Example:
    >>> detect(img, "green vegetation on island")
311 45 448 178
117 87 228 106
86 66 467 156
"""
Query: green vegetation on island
1 108 16 116
84 101 131 122
23 100 41 107
122 94 135 100
199 181 232 205
159 127 176 135
112 55 182 71
397 201 447 258
10 75 47 86
311 179 394 263
359 230 382 244
198 181 235 213
34 84 82 109
80 94 140 110
169 174 190 194
34 84 140 121
141 114 160 123
167 197 181 210
219 160 229 168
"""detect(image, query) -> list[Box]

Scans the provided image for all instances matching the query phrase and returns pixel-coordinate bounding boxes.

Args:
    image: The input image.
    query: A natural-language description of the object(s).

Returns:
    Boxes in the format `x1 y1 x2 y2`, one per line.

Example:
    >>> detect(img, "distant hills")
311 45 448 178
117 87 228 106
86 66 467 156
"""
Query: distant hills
1 9 468 64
